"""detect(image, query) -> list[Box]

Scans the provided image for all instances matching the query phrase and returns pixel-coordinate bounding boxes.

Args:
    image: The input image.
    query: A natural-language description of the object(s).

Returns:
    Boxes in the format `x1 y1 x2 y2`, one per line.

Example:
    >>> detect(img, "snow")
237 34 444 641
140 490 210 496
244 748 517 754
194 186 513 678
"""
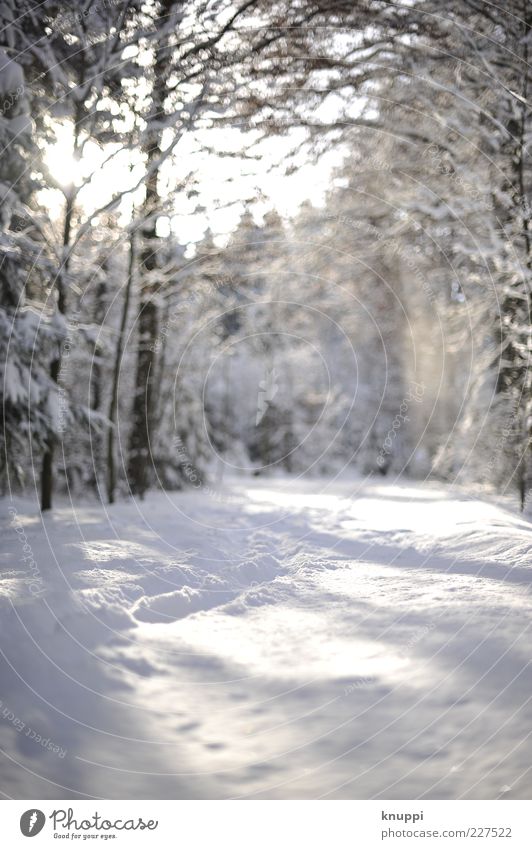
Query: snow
0 49 24 97
1 476 531 799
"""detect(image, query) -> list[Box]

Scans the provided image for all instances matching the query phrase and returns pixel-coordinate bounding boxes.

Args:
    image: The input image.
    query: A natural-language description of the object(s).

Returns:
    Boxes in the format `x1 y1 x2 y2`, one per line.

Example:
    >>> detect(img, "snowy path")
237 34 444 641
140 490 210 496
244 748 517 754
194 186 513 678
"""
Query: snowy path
1 477 532 799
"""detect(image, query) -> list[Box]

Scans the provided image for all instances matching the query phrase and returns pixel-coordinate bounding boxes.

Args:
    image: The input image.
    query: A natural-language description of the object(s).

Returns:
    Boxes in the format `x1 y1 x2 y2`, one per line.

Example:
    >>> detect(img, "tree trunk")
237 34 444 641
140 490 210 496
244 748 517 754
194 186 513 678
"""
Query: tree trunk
40 97 83 511
107 229 136 503
127 0 176 498
40 200 72 511
490 4 531 508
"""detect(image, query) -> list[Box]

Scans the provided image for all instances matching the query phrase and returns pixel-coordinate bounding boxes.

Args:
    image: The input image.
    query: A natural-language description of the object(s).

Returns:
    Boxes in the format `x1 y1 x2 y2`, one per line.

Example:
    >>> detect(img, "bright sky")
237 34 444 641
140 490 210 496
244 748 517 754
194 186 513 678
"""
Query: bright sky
43 122 345 248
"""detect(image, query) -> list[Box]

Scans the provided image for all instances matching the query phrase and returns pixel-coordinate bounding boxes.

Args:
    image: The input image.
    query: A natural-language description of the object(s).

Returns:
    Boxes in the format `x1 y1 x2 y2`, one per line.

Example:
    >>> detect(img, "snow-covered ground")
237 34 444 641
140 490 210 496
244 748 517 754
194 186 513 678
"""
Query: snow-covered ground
1 476 532 799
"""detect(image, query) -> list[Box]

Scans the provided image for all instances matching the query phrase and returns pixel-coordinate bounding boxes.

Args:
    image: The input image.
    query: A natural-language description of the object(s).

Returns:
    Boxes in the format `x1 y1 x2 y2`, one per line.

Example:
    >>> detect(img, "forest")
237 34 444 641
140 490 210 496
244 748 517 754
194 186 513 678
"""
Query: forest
1 0 531 510
2 0 532 806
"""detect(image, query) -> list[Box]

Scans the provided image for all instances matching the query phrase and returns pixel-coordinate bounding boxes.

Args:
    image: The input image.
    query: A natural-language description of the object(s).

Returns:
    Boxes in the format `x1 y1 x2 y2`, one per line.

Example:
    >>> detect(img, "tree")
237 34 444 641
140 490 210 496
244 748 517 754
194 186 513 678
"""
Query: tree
14 0 146 509
0 44 61 494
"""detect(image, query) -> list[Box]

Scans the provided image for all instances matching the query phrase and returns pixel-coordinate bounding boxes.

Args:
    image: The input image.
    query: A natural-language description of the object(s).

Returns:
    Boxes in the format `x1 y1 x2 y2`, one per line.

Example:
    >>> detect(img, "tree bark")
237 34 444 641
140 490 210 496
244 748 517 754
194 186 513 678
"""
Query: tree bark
127 0 176 498
107 229 135 503
40 186 73 511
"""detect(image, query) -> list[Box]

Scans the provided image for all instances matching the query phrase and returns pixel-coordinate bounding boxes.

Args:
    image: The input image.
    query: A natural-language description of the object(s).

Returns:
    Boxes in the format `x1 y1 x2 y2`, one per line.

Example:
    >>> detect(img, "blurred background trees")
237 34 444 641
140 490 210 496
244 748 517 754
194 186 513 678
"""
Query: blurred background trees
1 0 531 508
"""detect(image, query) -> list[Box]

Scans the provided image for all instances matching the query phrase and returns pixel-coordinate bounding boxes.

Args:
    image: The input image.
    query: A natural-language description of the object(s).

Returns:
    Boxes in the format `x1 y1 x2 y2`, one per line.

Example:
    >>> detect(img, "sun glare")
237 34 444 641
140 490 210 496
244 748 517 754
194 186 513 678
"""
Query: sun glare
45 145 83 188
43 122 341 243
44 125 97 188
43 123 145 221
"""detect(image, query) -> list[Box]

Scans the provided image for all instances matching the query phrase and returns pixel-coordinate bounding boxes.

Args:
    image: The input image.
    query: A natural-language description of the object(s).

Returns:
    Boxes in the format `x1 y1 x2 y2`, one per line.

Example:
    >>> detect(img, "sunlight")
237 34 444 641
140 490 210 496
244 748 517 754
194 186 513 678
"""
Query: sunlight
43 120 342 245
44 124 99 189
42 122 145 222
45 144 82 188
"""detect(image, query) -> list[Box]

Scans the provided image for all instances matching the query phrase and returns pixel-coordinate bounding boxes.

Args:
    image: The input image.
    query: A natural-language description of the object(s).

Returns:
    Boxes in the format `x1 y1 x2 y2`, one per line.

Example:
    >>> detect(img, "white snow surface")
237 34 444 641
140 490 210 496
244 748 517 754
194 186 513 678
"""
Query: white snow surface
1 476 531 799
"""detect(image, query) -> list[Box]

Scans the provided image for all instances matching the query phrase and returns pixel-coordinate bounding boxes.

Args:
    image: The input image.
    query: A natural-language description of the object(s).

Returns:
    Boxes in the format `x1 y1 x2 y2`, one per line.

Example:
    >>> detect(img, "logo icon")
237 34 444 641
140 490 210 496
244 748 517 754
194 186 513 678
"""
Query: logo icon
20 810 45 837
